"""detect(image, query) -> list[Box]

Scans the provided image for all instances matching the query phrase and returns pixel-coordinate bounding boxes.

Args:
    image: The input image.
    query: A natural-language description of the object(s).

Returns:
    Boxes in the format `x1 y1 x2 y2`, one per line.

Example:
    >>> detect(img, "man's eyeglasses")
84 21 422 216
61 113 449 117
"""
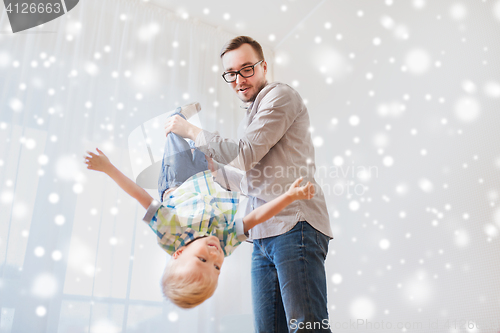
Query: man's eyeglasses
222 60 263 83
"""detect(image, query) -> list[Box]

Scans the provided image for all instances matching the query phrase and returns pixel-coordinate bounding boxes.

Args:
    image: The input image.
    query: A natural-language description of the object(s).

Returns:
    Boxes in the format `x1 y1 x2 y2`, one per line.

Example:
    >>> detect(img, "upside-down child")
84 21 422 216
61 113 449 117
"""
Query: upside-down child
84 105 315 309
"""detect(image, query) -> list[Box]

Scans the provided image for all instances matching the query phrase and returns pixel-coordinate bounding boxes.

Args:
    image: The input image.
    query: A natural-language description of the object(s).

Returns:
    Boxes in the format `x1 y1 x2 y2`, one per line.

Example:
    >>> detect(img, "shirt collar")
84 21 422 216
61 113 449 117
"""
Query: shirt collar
240 102 252 110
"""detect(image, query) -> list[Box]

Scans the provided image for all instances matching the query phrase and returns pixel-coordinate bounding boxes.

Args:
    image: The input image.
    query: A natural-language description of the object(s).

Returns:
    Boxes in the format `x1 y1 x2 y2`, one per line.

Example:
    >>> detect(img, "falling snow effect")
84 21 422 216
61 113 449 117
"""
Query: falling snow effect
379 239 390 250
56 156 81 181
31 273 58 298
454 97 481 123
404 49 432 75
495 0 500 21
404 270 433 305
350 297 376 320
0 0 499 331
484 81 500 98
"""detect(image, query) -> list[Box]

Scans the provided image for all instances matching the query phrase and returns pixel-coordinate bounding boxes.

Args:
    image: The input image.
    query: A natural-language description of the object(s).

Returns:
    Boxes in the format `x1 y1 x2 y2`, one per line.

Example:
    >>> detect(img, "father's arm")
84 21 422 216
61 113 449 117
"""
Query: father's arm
195 84 301 172
205 150 244 191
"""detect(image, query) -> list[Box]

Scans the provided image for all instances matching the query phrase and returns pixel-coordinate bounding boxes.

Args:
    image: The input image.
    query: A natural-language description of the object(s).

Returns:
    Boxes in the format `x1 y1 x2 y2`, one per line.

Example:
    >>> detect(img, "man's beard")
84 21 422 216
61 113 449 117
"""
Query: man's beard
242 80 267 103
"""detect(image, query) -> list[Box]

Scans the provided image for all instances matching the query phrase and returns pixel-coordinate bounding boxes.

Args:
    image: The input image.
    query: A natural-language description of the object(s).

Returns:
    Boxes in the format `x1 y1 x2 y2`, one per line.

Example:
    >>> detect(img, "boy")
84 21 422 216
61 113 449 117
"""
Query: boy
84 106 315 308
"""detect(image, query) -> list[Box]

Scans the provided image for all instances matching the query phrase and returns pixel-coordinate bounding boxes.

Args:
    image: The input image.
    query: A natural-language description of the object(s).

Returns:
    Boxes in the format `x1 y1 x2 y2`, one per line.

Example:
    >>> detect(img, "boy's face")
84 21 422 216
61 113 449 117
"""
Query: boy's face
222 43 267 103
172 236 225 280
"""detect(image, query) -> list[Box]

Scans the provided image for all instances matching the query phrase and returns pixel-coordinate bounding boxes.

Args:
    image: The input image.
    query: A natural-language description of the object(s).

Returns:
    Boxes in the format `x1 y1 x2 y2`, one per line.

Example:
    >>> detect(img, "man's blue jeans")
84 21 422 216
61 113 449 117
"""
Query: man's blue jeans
252 221 331 333
157 112 208 199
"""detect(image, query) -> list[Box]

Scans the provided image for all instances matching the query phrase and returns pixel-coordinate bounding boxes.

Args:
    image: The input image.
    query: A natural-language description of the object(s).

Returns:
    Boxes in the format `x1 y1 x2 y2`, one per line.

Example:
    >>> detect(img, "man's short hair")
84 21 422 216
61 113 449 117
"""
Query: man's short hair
220 36 265 60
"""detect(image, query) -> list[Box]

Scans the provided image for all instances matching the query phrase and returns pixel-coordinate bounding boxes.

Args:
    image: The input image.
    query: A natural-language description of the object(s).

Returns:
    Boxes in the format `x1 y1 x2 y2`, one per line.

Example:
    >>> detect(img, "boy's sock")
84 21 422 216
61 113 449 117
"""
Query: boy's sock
177 102 201 119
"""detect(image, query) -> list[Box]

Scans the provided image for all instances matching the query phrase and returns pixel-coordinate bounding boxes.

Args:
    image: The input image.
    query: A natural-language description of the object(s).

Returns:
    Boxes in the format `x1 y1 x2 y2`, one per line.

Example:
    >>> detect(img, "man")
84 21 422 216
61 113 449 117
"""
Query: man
165 36 333 332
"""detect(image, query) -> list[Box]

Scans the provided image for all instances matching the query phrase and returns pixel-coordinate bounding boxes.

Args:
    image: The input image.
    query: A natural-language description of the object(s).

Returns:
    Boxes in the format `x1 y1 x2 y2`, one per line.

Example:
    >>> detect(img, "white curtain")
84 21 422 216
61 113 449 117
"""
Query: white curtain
0 1 272 332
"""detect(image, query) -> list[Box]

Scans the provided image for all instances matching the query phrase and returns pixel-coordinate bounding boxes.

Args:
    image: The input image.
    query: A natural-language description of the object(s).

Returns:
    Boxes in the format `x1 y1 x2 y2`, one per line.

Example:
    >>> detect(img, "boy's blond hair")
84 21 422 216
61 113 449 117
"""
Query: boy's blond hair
161 258 218 308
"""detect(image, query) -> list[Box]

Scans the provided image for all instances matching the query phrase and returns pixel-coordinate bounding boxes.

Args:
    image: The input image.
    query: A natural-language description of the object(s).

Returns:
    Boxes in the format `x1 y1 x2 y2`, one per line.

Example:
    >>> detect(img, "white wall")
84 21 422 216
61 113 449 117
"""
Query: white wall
273 0 500 330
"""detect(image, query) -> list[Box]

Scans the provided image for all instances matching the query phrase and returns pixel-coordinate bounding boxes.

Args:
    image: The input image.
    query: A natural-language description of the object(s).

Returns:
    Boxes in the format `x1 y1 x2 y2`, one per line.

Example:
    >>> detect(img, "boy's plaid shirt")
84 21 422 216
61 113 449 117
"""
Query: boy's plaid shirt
143 170 247 256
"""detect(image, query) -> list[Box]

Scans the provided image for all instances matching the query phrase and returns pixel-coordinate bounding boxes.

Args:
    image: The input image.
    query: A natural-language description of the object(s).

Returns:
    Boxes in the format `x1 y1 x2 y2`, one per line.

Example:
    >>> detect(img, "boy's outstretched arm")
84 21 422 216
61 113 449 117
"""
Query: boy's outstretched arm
242 177 315 233
84 148 153 210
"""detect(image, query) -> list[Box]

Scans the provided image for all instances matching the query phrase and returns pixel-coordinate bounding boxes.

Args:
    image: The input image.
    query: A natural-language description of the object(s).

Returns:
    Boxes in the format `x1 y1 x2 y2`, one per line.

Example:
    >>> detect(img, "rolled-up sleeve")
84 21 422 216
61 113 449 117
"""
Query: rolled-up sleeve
233 217 249 241
143 200 161 223
218 217 248 256
213 162 245 193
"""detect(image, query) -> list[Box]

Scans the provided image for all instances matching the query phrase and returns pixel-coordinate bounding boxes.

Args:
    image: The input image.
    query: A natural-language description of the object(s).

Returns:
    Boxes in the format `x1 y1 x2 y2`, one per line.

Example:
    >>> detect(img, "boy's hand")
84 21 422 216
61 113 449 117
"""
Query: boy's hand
84 148 112 173
287 177 315 201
